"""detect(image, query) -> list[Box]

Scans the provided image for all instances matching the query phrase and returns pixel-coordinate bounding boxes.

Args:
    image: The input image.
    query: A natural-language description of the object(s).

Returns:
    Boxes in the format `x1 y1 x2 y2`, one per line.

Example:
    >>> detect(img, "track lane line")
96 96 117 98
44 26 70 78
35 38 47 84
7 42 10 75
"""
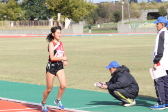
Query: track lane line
0 108 37 111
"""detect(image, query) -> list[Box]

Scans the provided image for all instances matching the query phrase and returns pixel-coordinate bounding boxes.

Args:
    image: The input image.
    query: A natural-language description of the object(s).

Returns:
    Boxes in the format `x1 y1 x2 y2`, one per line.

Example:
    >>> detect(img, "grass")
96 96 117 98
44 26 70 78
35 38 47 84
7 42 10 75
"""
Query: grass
83 23 118 33
84 29 117 33
0 35 157 98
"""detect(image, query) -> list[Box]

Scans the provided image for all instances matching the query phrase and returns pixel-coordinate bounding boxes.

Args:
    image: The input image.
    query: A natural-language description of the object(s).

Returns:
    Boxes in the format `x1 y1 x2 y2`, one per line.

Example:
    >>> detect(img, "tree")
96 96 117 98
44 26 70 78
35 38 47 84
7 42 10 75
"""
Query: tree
158 6 167 16
46 0 96 22
23 0 51 20
20 0 28 7
0 3 7 20
0 0 24 21
112 10 121 23
0 0 18 3
97 3 109 19
0 0 10 3
129 0 137 3
85 7 99 24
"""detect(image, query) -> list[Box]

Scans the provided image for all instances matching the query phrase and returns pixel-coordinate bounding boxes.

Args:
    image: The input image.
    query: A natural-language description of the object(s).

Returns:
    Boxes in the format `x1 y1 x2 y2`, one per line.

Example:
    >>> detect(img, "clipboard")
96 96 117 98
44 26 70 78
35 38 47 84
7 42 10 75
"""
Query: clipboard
149 63 167 79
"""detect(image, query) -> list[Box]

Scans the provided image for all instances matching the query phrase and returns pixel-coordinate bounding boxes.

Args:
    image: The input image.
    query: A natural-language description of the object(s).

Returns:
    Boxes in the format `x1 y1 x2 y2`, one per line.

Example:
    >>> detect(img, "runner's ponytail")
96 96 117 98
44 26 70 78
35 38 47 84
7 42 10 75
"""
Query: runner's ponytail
46 26 62 42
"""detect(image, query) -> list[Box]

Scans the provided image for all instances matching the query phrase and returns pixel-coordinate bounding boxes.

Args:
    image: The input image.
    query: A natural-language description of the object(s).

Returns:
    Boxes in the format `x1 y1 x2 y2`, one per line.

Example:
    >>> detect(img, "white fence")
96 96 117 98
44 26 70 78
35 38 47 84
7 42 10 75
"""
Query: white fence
0 20 58 27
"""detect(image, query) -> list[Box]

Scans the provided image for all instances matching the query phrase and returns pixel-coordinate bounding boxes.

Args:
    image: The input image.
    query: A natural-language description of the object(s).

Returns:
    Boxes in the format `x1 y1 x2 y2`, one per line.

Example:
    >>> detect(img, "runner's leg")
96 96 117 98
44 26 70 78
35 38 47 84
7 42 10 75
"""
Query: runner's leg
56 69 66 100
42 72 55 103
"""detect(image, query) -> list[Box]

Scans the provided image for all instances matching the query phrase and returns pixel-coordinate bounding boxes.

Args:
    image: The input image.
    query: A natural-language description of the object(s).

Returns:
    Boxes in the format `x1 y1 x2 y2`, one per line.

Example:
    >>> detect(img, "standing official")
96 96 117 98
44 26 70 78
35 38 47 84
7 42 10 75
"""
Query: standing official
150 17 168 110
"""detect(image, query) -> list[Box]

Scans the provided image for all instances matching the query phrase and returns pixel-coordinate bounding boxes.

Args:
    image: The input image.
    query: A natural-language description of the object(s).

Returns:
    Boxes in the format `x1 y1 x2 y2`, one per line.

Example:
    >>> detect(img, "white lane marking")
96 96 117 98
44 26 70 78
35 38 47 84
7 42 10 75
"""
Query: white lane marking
0 108 37 111
73 104 144 109
0 97 88 112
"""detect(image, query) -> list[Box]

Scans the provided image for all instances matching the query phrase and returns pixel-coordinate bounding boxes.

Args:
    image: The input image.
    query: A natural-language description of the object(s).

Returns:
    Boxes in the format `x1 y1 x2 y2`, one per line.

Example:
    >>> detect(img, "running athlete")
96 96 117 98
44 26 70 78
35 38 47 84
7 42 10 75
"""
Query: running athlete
40 26 68 112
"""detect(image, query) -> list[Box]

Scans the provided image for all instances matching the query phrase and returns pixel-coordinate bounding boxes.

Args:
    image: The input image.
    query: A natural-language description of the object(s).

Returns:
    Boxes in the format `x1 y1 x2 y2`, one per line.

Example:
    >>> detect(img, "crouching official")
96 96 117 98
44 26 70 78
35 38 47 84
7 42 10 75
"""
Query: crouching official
100 61 139 107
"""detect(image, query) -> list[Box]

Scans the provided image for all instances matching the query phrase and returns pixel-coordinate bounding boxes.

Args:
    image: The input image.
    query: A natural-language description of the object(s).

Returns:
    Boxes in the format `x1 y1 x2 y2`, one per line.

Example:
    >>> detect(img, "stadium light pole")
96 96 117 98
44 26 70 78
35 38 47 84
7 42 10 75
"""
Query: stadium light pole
128 0 130 22
122 2 124 24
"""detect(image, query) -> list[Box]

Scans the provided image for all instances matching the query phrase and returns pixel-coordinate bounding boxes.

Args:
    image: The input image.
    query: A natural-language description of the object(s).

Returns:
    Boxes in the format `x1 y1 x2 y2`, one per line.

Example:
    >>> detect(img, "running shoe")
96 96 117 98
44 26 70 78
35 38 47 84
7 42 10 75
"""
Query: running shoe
165 104 168 108
124 100 136 107
40 102 48 112
150 103 166 110
54 100 64 109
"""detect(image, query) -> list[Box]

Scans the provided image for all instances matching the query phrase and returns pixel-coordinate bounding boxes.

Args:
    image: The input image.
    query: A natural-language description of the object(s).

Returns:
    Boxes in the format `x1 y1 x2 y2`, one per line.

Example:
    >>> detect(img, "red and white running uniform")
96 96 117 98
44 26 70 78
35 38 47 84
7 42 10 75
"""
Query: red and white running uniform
48 41 64 62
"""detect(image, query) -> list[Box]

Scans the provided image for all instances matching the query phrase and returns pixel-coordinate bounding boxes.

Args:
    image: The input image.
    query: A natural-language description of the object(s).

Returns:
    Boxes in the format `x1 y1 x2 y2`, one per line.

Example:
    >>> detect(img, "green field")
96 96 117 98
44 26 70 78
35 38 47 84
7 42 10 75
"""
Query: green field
83 29 117 33
0 35 157 98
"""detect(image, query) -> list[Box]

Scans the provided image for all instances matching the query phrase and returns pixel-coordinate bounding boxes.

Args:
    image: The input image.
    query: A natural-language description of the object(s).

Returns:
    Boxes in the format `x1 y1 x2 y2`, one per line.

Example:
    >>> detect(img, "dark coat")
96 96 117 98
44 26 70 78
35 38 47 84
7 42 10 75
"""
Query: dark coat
106 65 139 97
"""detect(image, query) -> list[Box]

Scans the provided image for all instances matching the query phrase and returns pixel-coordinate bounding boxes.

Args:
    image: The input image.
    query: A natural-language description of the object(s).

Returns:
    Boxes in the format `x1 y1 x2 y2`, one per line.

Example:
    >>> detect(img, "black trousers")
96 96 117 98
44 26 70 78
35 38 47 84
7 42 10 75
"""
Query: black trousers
109 89 137 104
154 70 168 105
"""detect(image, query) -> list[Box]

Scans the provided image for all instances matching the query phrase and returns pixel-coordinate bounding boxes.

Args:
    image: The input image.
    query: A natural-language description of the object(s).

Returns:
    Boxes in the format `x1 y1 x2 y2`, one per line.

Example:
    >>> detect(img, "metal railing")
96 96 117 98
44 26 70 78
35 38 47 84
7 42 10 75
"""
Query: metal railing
0 20 58 28
131 21 155 28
